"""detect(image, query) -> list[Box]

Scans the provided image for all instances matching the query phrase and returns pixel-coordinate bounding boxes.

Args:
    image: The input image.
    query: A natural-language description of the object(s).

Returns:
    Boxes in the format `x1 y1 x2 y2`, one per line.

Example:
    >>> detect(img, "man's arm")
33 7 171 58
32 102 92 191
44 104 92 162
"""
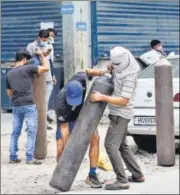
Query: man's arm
140 50 159 65
49 58 57 85
49 45 54 62
90 75 137 106
35 50 49 73
49 59 55 76
91 92 129 106
85 68 107 77
49 46 57 84
38 55 49 73
6 77 13 97
27 42 35 56
27 55 49 75
140 53 151 65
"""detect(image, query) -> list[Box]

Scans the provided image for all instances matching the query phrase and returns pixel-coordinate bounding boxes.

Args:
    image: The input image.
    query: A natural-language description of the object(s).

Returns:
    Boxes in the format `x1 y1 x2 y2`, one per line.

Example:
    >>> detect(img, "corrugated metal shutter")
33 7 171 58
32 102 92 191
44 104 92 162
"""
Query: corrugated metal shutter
1 1 63 62
93 0 179 61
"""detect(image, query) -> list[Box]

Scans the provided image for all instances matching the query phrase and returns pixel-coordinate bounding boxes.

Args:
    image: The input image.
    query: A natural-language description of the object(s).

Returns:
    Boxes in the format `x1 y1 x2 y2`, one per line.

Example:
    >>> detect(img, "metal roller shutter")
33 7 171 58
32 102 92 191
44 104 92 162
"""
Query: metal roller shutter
91 0 179 63
1 1 63 62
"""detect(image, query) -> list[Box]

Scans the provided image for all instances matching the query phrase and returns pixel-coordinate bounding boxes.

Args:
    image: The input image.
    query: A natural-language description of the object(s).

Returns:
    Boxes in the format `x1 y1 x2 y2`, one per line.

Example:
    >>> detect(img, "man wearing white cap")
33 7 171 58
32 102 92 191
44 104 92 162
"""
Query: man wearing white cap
90 46 145 190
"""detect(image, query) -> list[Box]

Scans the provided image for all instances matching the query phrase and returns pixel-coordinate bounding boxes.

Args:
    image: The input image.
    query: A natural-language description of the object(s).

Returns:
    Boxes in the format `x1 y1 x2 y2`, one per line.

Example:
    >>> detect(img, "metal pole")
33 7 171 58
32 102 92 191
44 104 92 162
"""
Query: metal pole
155 58 175 166
33 74 47 159
62 1 75 84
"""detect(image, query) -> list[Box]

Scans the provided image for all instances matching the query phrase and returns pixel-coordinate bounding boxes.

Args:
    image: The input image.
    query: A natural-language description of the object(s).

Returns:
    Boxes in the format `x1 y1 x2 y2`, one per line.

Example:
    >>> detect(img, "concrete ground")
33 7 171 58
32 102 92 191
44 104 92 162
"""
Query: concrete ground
1 112 179 194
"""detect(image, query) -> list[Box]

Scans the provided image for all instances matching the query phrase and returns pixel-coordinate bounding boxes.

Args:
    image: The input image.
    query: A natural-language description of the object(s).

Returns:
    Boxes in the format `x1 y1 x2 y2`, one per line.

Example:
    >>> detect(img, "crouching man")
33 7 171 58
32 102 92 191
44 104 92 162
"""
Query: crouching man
55 69 106 188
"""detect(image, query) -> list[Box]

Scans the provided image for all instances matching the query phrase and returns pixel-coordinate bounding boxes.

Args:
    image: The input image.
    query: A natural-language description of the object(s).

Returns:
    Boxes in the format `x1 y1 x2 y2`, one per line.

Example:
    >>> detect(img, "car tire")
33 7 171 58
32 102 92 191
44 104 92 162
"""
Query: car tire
133 135 157 153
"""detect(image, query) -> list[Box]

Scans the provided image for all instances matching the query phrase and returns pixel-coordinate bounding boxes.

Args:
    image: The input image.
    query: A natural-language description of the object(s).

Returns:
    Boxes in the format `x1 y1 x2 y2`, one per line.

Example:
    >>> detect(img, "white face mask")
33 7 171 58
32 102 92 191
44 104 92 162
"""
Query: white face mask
49 36 55 44
112 52 130 73
155 45 163 52
39 40 48 47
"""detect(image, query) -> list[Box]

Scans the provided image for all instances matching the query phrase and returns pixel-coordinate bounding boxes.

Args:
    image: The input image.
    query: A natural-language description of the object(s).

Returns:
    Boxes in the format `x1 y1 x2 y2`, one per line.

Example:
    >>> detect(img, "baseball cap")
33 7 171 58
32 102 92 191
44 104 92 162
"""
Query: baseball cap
65 80 83 106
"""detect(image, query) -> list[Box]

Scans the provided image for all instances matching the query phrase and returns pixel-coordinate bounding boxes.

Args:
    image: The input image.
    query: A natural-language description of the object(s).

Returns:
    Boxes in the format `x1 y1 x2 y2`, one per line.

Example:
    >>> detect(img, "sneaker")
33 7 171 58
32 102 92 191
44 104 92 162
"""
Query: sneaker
26 160 42 165
128 176 145 183
105 180 129 190
85 174 102 188
9 159 21 164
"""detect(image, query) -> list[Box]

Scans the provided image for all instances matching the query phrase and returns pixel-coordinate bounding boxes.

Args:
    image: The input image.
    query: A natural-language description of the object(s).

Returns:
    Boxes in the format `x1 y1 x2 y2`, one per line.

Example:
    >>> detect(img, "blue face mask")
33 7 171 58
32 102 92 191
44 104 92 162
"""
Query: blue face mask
39 40 48 47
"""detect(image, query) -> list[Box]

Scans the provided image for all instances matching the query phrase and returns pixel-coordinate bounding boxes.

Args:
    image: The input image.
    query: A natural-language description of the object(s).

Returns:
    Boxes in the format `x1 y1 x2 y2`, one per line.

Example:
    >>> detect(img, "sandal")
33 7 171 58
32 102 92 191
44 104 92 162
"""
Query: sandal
9 159 21 164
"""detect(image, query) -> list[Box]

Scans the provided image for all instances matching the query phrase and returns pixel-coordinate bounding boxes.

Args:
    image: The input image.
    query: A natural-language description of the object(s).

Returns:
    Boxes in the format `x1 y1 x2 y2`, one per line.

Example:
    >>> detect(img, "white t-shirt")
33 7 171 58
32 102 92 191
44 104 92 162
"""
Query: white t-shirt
27 40 53 82
140 49 165 65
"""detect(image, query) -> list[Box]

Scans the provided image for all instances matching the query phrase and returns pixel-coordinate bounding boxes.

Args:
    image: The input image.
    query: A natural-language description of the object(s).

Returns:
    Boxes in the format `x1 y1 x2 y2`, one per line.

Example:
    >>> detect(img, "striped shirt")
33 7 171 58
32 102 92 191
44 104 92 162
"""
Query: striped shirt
108 73 138 119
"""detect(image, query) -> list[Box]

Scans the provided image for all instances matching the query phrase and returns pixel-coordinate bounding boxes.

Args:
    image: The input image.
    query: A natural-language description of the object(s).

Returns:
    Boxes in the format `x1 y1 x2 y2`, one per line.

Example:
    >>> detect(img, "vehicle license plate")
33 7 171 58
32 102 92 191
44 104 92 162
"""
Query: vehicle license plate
134 116 156 126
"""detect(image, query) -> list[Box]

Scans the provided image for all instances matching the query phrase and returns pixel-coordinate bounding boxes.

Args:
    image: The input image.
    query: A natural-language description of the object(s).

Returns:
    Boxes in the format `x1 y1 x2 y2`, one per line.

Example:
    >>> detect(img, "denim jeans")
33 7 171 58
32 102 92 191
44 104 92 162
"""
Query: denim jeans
56 121 75 140
9 104 38 161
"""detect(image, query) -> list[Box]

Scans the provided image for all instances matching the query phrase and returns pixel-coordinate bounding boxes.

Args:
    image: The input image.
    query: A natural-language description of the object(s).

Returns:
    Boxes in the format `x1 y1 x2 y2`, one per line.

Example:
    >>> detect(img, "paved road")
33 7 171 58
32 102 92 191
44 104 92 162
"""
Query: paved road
63 170 179 194
1 113 179 194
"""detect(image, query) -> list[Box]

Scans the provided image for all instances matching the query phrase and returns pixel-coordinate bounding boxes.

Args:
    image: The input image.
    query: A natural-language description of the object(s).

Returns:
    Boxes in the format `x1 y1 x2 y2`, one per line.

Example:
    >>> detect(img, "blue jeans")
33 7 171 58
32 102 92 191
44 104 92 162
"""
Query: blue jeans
9 104 38 161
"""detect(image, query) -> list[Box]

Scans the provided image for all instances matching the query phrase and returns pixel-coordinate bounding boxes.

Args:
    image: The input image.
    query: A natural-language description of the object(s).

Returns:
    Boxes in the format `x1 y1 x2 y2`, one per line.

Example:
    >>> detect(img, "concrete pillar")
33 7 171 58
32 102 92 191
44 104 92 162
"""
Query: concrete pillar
155 58 175 166
62 1 92 84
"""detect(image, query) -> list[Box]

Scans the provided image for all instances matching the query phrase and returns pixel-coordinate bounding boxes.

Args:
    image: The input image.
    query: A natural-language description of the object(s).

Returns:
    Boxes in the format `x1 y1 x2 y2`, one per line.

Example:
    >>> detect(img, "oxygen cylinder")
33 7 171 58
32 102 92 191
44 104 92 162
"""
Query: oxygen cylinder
49 75 113 192
33 73 47 159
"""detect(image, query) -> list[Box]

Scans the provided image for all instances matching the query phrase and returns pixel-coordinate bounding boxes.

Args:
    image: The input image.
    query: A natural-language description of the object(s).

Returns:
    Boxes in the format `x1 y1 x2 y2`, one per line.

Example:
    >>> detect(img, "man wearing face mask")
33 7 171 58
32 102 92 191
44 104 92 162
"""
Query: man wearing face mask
47 28 57 62
47 28 57 85
27 29 56 130
90 46 145 190
140 39 166 65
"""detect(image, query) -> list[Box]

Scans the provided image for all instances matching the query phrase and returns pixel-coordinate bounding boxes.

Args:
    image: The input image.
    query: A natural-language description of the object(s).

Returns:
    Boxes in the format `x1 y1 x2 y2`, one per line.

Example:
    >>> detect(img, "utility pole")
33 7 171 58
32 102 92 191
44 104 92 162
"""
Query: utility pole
62 1 91 84
155 58 175 166
33 74 47 159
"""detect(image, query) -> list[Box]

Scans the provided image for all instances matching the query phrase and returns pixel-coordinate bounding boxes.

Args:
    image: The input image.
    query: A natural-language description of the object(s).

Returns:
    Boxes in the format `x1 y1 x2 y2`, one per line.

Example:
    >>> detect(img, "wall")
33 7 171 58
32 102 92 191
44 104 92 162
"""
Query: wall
1 1 63 63
62 1 92 83
91 0 180 65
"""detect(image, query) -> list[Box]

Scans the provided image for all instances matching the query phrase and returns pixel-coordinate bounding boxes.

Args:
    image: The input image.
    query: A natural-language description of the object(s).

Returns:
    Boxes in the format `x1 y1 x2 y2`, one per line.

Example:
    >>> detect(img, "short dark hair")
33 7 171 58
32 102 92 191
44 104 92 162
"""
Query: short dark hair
47 28 57 36
16 49 32 61
39 29 49 38
151 40 161 48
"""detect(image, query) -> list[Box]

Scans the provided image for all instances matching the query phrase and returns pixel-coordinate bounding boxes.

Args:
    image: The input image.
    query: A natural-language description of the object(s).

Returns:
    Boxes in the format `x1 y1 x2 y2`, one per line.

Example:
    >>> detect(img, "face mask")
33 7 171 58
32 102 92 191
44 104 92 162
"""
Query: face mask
39 40 48 47
112 53 130 73
112 63 125 74
155 45 163 52
49 36 54 44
